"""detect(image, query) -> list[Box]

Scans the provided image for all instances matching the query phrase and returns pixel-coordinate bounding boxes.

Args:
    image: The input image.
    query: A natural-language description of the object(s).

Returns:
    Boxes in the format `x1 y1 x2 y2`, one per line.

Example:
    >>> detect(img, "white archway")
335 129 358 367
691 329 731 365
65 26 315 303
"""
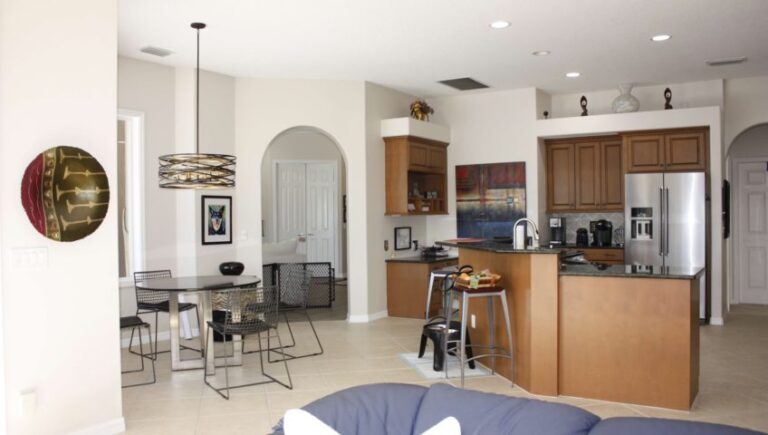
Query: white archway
260 126 349 318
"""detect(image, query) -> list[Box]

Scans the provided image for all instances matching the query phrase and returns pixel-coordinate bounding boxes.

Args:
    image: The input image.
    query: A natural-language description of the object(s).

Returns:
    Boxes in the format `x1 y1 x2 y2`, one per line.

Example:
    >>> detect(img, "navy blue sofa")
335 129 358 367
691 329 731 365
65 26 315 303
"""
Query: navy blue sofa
271 383 763 435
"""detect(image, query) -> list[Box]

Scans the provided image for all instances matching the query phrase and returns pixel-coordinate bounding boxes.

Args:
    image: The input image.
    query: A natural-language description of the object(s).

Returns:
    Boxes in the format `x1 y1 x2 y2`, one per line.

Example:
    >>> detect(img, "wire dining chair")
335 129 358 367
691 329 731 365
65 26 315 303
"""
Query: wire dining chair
245 264 324 361
120 315 156 388
204 285 292 399
130 270 202 359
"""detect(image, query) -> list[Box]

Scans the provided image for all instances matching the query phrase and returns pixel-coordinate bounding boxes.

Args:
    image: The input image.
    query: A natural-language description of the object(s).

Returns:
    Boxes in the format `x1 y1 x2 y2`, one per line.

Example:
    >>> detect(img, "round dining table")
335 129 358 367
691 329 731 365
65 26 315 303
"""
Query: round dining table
135 275 261 374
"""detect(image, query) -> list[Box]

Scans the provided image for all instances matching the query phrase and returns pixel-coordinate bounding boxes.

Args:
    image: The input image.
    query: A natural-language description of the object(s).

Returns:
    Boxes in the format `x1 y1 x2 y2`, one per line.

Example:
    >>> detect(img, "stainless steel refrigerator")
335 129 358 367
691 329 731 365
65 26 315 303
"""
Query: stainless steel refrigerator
625 172 707 320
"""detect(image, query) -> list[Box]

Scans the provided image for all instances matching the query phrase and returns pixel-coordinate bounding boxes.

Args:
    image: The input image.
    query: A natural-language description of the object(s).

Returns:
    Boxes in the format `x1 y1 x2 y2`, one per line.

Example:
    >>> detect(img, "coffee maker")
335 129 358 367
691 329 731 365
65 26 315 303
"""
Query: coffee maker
590 219 613 247
549 217 566 246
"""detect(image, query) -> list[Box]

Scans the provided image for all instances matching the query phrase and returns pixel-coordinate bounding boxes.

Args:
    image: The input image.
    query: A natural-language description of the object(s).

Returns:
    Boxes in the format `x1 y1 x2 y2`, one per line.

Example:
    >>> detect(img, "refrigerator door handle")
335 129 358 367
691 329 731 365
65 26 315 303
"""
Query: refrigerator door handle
659 187 665 257
665 187 670 256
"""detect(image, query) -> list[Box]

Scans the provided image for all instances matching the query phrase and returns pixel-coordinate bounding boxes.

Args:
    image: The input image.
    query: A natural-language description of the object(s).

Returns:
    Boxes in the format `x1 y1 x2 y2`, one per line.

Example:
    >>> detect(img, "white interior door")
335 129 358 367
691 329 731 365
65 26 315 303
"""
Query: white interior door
306 163 337 265
736 161 768 304
276 161 338 269
276 162 307 243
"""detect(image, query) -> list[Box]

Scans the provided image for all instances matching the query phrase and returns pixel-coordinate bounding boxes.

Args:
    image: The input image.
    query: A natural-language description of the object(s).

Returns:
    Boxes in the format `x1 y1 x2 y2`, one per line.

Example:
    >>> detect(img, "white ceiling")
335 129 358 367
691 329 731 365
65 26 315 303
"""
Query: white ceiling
118 0 768 97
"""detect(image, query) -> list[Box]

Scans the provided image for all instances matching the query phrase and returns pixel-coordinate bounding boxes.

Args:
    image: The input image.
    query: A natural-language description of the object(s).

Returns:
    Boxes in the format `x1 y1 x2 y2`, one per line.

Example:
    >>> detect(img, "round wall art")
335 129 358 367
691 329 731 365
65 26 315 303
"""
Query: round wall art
21 145 110 242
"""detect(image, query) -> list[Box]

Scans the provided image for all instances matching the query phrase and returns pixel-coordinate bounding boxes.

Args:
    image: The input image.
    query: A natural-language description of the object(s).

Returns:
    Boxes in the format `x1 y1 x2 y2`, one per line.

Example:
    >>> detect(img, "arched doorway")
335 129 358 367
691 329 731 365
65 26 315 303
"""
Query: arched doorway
261 126 349 320
728 123 768 305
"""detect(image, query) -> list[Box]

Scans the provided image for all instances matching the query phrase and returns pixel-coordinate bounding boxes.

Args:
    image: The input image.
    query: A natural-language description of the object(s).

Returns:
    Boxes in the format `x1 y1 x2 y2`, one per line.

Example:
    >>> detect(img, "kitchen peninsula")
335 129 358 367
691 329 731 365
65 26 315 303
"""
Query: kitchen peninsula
437 240 704 410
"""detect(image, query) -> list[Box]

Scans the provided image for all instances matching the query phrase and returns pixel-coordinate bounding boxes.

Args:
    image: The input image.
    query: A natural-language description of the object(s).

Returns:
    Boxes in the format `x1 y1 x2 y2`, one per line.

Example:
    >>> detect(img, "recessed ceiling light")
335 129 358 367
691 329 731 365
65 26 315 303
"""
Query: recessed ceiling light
532 50 551 56
490 20 510 29
565 72 581 78
651 34 671 42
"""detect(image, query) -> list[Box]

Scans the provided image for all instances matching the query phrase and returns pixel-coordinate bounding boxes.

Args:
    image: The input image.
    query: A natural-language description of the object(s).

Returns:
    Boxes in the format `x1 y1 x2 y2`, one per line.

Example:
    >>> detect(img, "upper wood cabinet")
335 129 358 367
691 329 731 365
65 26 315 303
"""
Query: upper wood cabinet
547 143 576 211
384 135 449 215
546 136 624 213
624 128 708 173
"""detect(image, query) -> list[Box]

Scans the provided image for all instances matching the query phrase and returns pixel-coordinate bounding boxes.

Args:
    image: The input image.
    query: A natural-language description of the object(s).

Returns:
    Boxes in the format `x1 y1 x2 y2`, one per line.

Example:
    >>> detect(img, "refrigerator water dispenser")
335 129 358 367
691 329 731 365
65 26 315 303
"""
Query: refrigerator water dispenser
630 207 653 240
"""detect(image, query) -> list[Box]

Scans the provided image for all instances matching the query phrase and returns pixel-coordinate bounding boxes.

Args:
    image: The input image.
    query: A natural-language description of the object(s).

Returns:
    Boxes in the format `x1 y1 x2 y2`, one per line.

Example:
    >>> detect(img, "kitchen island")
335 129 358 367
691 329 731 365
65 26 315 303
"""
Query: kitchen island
437 240 703 410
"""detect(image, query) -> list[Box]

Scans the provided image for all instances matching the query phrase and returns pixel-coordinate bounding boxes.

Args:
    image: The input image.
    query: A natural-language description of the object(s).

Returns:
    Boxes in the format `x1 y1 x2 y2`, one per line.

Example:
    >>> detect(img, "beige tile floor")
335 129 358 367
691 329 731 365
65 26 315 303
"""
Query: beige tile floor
120 305 768 434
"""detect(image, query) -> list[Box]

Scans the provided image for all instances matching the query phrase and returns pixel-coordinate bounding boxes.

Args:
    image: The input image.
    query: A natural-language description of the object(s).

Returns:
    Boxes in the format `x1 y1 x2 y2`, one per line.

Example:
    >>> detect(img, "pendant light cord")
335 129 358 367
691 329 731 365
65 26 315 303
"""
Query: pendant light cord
195 25 200 155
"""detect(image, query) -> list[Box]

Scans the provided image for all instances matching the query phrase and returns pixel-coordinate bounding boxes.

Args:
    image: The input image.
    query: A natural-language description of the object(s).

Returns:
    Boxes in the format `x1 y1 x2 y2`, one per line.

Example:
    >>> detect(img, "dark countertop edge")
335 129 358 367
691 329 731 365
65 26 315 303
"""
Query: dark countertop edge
436 240 561 254
560 244 625 250
386 255 459 264
559 266 705 280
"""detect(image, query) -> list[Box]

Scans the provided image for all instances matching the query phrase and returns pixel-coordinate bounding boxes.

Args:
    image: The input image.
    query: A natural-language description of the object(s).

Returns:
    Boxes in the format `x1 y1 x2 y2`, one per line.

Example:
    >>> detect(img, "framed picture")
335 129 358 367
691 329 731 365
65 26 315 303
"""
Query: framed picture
394 226 412 251
202 195 232 245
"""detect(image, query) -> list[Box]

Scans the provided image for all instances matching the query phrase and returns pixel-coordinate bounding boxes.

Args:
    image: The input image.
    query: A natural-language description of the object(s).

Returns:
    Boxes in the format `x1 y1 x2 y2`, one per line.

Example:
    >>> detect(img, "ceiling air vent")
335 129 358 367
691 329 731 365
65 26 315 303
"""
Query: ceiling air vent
438 77 489 91
706 57 747 66
140 46 174 57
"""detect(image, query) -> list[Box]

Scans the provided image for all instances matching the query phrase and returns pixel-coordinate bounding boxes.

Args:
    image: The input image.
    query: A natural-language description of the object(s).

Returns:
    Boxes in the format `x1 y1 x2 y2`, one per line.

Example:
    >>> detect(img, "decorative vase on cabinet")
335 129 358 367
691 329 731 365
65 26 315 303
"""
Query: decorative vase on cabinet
612 84 640 113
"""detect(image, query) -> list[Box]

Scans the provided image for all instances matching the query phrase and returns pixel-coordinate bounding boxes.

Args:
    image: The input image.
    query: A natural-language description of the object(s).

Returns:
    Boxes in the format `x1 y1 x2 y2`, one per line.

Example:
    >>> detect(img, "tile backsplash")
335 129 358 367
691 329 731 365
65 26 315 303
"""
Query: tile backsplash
547 212 625 245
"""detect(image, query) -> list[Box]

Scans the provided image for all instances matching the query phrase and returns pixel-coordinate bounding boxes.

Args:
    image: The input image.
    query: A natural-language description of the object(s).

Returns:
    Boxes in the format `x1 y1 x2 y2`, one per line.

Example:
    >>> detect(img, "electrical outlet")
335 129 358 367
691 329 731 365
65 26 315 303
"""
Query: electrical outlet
471 314 476 329
384 240 389 251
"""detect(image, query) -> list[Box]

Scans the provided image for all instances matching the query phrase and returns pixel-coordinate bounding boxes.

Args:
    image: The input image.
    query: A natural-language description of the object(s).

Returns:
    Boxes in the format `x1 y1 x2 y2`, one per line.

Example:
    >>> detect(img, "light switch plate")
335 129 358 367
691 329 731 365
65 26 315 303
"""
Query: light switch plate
11 247 48 271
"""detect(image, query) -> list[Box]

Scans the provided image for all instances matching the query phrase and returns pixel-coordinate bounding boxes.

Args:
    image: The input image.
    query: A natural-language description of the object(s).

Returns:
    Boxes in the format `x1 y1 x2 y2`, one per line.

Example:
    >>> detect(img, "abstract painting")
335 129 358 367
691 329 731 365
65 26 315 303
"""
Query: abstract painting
456 162 526 239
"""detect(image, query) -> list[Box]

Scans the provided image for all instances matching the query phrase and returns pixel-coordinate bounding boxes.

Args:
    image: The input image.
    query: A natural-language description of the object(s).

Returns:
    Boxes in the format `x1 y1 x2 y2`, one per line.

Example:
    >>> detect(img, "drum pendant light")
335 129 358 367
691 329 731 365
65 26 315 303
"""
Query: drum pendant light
159 22 236 189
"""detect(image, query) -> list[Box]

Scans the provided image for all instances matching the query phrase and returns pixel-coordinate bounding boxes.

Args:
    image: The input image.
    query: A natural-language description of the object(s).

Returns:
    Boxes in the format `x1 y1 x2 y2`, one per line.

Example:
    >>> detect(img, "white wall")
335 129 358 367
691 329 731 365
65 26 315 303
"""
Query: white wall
724 76 768 150
729 124 768 158
234 79 371 319
0 0 123 433
364 82 421 317
118 57 178 272
427 88 541 243
260 128 348 275
117 59 237 337
548 80 724 118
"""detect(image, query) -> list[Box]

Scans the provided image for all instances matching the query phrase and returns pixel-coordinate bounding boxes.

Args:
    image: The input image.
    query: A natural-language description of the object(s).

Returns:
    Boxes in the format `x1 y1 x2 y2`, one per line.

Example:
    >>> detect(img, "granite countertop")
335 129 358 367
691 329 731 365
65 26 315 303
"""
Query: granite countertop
559 263 705 280
385 255 459 264
436 240 562 254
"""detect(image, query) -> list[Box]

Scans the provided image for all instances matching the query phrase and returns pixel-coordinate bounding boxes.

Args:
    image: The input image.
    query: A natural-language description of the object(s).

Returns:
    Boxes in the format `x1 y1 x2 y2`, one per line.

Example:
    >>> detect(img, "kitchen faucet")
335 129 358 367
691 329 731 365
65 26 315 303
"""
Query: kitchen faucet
513 218 540 250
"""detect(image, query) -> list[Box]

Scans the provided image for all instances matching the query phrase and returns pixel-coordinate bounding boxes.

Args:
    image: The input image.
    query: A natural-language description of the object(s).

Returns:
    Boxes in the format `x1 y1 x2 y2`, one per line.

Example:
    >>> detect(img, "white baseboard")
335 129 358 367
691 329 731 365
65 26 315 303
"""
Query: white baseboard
120 328 200 348
68 417 125 435
346 310 388 323
709 316 724 326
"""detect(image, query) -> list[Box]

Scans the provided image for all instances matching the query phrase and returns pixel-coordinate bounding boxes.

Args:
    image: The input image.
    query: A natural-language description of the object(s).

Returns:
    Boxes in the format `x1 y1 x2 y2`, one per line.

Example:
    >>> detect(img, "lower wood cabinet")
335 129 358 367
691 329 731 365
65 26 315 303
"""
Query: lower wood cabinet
580 248 624 265
386 258 458 319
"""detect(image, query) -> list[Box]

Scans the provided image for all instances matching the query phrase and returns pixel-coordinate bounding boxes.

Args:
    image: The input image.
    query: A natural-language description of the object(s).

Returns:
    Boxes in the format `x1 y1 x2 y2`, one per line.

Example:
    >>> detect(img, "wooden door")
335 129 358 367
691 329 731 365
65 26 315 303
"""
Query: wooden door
276 162 307 243
735 161 768 304
665 131 707 171
427 146 446 173
575 142 600 209
408 143 429 171
600 140 624 210
547 143 575 211
624 134 665 173
305 162 339 269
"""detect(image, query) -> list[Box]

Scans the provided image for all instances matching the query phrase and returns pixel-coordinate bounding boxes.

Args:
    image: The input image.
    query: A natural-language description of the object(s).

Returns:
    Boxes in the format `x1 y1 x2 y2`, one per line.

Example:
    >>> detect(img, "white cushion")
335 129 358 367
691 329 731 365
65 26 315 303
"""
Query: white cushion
283 409 339 435
421 416 461 435
282 409 461 435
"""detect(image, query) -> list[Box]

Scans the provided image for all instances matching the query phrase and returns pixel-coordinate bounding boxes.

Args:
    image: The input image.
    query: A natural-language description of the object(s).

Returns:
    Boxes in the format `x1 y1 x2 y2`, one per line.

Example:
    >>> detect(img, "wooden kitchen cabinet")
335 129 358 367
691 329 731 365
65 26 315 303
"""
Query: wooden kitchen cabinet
624 128 708 173
547 143 576 211
385 135 449 215
580 248 624 265
665 131 707 171
546 136 623 213
386 257 459 319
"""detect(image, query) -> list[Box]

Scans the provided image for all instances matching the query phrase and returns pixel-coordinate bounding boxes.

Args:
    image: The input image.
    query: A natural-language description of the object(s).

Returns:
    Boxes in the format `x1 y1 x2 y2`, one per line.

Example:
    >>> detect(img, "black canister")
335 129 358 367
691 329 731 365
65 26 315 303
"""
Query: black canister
576 228 589 247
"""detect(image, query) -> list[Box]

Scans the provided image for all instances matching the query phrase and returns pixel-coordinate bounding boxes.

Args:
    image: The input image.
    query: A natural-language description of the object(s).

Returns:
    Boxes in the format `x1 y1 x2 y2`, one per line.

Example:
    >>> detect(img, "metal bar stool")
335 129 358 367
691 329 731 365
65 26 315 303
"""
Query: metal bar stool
420 265 474 372
424 264 473 321
446 284 514 387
